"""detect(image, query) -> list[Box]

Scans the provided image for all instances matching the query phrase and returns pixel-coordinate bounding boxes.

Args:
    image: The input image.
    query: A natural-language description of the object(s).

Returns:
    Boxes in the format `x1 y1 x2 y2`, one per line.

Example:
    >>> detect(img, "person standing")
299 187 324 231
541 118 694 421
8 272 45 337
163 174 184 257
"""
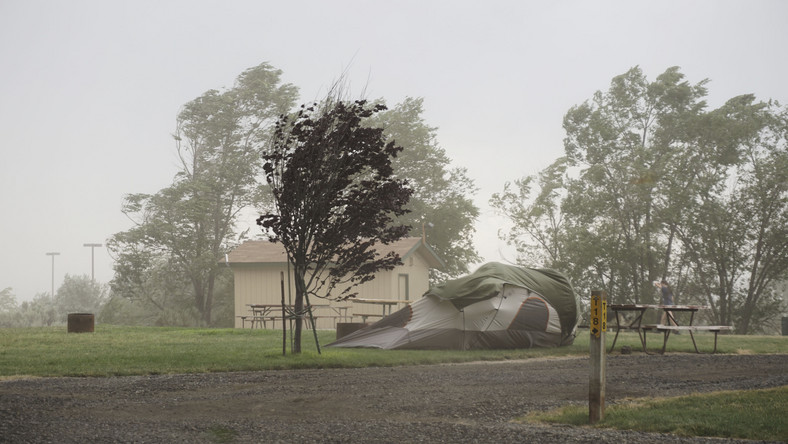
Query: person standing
658 279 676 326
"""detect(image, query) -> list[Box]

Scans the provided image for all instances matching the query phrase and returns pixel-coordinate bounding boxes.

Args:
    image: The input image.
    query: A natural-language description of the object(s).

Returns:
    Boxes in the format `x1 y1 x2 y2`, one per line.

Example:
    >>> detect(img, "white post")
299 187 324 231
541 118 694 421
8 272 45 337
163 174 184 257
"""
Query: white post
83 243 102 281
46 252 60 298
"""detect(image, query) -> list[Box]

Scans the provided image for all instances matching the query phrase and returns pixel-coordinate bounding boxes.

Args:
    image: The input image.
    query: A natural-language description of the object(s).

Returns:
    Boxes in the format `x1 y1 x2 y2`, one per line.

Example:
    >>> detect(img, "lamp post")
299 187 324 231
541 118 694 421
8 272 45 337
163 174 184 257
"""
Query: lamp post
83 243 102 281
45 252 60 298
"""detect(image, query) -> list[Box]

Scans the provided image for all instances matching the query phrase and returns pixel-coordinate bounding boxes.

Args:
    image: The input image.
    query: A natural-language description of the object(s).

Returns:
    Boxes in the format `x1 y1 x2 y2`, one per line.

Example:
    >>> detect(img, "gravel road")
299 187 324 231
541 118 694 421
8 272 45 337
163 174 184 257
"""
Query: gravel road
2 353 787 443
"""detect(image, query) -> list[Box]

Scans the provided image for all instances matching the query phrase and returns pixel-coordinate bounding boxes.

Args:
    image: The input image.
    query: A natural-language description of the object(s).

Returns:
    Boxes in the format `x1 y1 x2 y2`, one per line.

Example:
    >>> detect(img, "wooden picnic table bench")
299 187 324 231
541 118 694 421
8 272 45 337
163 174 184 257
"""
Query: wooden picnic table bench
609 304 731 354
642 324 733 354
354 313 384 323
237 315 282 329
242 304 352 329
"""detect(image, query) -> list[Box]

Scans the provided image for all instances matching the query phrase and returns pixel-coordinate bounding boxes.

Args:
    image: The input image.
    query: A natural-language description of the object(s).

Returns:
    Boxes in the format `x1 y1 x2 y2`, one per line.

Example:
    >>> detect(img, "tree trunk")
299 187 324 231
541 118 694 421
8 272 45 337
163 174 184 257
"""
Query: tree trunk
292 271 307 354
203 273 215 326
193 279 206 325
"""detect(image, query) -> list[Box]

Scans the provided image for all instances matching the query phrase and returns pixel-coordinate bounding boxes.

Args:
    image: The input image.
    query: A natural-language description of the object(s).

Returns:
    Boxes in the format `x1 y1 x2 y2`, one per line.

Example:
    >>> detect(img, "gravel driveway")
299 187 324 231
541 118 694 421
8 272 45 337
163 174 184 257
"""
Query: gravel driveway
2 353 787 443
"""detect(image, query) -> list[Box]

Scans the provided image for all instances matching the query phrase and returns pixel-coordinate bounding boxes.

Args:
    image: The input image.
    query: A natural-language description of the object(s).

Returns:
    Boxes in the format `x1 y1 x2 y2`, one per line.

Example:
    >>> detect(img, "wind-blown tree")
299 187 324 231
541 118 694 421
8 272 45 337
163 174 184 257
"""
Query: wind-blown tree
496 67 718 301
109 63 298 326
493 67 786 332
258 97 412 353
733 110 788 332
255 95 477 284
366 97 480 279
490 157 569 268
558 66 733 304
676 101 788 332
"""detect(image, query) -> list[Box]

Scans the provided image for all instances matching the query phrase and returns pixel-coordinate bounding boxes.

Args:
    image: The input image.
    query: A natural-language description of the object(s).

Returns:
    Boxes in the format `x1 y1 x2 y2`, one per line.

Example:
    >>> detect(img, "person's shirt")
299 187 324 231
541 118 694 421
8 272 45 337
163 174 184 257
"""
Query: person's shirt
661 285 674 304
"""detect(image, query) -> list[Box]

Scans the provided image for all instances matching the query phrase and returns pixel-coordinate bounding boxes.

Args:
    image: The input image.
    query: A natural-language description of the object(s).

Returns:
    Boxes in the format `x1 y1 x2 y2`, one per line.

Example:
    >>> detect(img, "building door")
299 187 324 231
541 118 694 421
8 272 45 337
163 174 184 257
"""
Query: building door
398 274 409 301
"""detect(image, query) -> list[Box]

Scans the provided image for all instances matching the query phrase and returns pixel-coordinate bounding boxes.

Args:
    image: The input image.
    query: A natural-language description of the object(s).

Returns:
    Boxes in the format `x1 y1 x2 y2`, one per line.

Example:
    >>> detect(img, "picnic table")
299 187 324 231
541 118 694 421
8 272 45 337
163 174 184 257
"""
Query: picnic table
608 304 731 354
352 298 410 322
238 304 282 329
239 304 350 329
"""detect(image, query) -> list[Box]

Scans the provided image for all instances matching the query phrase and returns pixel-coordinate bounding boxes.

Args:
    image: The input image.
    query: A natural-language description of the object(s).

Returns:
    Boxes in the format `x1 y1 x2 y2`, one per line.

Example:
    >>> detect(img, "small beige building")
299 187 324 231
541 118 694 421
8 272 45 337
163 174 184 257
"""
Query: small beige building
226 237 445 329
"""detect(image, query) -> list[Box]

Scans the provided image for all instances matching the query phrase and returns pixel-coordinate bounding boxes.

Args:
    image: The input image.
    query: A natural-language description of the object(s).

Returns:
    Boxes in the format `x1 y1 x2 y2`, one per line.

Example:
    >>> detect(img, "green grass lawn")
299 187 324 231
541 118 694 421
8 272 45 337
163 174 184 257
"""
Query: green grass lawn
0 325 587 377
525 386 788 442
1 326 785 378
1 326 786 441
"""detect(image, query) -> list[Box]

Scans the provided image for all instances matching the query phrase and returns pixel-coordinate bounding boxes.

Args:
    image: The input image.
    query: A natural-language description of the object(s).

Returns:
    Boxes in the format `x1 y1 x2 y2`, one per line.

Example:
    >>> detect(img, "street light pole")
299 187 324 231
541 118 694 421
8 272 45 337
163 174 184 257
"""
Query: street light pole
45 252 60 298
83 243 102 281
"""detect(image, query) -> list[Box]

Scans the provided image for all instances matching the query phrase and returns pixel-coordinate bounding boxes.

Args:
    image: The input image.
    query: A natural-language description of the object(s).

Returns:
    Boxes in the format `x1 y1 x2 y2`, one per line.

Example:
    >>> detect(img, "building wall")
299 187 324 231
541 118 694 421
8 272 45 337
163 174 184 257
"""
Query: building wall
347 250 433 320
233 263 290 328
406 251 432 299
232 248 436 329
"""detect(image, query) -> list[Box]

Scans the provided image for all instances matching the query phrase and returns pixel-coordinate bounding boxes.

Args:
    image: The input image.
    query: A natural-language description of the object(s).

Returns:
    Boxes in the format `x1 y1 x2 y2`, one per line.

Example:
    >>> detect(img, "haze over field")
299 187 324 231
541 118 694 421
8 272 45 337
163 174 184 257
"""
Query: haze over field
1 0 787 301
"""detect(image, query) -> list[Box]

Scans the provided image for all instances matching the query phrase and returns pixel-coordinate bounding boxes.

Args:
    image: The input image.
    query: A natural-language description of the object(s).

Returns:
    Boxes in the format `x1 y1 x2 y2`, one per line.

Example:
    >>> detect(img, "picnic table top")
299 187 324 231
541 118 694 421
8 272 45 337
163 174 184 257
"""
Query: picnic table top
649 324 733 331
352 298 411 304
247 303 331 308
609 304 709 310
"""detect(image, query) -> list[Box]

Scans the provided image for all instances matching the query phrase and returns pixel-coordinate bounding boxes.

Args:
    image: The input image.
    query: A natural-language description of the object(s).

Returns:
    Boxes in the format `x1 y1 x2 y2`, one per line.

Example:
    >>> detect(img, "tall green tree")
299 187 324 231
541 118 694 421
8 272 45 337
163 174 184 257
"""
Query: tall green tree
366 98 480 279
108 63 298 325
258 97 412 353
734 109 788 332
558 66 725 304
677 101 788 332
493 67 786 332
490 157 568 267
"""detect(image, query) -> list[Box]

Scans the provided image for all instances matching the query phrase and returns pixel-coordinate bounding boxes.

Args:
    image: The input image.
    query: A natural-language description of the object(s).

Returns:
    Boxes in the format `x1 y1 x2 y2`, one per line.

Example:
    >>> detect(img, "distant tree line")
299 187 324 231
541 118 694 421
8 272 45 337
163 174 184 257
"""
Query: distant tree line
0 277 108 327
492 66 788 334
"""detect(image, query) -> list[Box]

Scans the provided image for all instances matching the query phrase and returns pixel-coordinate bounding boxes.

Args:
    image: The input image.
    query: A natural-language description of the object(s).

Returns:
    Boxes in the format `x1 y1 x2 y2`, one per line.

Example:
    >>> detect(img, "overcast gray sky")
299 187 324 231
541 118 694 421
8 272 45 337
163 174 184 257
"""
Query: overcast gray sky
2 0 787 302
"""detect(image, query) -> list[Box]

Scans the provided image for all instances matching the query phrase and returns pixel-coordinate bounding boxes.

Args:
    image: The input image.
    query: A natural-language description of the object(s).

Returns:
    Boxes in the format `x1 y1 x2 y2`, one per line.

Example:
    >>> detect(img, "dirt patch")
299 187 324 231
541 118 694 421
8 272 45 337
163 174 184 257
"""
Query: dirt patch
1 354 786 443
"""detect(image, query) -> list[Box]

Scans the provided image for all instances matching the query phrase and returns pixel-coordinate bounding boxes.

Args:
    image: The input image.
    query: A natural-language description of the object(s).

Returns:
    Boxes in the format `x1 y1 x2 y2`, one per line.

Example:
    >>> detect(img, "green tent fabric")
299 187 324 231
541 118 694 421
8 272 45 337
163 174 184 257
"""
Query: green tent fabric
328 262 581 350
426 262 580 338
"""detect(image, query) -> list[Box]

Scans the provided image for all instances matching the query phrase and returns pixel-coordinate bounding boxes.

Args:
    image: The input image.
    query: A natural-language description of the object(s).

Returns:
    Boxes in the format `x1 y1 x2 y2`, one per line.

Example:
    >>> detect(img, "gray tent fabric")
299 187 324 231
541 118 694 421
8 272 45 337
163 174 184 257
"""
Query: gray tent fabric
327 262 581 350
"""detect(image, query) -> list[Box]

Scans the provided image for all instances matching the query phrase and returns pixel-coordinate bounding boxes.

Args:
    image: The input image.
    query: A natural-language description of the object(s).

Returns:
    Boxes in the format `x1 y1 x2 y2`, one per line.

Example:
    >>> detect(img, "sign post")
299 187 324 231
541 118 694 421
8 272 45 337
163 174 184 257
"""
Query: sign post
589 290 607 424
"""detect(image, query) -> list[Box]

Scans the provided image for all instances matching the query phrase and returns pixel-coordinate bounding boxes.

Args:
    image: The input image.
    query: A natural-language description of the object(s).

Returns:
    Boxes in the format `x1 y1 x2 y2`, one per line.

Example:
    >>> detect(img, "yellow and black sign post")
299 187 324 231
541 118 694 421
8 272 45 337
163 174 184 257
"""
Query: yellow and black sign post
590 291 607 338
589 290 607 424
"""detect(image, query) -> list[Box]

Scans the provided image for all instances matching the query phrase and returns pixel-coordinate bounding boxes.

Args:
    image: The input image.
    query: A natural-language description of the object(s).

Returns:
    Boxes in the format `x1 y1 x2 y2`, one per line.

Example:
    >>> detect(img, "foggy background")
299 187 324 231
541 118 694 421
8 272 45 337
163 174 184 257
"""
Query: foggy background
2 0 787 302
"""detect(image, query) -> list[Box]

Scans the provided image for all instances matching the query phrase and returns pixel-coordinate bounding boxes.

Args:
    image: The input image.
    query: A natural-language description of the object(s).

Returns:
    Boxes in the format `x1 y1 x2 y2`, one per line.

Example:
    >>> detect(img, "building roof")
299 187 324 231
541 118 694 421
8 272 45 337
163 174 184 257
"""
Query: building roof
225 237 445 271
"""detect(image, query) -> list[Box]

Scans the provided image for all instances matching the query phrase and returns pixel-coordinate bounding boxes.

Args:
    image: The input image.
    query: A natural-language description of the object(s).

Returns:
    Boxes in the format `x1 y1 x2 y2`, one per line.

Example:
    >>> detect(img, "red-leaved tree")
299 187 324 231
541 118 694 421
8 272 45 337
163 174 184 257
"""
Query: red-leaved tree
257 98 412 353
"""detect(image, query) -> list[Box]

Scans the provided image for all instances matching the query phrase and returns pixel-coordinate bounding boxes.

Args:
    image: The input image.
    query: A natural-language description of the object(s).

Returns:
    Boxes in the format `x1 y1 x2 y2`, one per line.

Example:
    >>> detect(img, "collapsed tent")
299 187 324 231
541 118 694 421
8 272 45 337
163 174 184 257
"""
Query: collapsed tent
327 262 581 350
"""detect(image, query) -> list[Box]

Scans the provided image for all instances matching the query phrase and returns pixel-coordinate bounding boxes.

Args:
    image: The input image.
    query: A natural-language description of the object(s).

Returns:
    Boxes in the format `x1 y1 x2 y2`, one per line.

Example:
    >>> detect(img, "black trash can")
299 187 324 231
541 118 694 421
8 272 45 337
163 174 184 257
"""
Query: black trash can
782 316 788 336
68 313 95 333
